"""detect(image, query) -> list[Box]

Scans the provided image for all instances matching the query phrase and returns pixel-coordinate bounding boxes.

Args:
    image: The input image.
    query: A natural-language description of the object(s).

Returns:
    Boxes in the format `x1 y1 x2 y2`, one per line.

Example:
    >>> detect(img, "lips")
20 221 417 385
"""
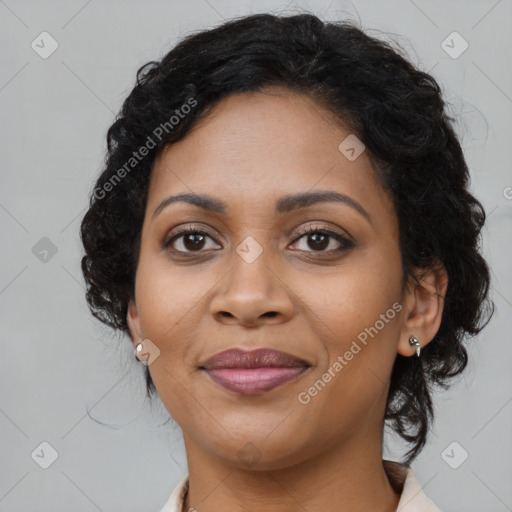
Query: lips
202 348 309 370
200 348 310 395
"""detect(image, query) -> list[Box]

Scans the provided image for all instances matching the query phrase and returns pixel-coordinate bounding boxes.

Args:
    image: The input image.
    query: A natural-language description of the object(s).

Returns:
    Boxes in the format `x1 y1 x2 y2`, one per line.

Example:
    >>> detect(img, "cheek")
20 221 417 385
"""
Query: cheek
295 248 403 398
133 253 205 361
298 250 402 346
133 257 209 421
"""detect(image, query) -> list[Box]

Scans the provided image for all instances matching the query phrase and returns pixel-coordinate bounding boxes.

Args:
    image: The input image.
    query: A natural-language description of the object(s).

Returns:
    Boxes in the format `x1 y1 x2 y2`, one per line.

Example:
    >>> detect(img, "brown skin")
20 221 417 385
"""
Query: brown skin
126 86 448 512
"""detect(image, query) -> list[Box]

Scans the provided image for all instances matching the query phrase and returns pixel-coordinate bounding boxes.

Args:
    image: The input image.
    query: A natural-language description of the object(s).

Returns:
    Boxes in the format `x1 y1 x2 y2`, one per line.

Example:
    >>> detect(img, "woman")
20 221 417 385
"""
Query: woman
80 12 494 512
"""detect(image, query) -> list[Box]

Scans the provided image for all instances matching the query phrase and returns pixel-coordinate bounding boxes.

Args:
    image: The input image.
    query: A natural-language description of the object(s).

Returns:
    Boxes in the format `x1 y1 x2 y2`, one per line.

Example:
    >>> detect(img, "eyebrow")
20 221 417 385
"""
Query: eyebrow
152 190 372 225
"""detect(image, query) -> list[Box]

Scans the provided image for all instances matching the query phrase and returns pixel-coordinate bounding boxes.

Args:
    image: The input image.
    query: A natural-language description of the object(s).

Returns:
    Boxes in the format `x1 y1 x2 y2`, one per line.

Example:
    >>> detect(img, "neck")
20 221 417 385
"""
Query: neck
181 427 402 512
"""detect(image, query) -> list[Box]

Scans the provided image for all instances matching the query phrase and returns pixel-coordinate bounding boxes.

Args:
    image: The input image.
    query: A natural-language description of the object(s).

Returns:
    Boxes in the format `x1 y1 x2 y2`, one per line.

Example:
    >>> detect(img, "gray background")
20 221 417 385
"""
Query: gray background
1 0 511 510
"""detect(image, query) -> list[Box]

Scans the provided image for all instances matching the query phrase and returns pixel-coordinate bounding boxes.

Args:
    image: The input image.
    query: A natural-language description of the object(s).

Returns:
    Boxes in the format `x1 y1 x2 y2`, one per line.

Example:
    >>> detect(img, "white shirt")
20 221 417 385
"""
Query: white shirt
159 460 442 512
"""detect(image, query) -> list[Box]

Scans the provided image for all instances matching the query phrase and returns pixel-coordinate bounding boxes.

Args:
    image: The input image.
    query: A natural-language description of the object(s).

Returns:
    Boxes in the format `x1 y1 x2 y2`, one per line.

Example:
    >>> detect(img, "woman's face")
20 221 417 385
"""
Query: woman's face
127 87 420 469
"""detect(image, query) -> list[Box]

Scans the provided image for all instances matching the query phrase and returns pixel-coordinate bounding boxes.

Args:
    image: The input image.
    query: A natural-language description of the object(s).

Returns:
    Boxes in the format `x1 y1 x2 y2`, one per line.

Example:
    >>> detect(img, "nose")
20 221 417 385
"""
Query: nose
209 250 295 327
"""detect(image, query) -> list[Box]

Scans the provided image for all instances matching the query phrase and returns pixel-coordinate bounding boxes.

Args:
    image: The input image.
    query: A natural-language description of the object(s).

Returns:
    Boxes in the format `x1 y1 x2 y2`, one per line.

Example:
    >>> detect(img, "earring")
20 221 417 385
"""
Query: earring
133 338 160 366
408 336 422 357
134 342 145 362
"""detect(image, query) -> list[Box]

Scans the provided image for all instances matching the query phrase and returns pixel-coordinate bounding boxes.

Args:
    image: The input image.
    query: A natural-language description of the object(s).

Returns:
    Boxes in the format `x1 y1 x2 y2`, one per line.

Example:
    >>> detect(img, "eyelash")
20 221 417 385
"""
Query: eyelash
162 224 355 257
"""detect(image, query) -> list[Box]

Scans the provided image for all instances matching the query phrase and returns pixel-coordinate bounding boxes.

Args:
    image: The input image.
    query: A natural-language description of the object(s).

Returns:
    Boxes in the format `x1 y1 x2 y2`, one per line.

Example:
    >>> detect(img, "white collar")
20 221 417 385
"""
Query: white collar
159 461 442 512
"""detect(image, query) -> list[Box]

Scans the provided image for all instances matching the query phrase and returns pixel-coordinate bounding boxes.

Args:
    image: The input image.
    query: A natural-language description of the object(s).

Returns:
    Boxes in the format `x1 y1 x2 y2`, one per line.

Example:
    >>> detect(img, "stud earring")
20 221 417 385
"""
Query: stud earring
134 342 146 363
408 336 422 357
133 339 160 366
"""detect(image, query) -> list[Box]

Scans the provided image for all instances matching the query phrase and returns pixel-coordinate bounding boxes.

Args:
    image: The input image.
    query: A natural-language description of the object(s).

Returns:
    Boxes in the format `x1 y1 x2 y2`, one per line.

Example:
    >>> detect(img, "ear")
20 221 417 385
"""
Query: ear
126 298 143 348
397 260 449 357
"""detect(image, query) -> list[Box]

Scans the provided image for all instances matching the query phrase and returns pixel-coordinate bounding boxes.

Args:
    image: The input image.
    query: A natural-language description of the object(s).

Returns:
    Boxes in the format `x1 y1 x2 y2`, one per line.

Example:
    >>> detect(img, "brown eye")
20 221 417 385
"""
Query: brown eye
304 232 329 251
163 227 220 253
290 226 355 254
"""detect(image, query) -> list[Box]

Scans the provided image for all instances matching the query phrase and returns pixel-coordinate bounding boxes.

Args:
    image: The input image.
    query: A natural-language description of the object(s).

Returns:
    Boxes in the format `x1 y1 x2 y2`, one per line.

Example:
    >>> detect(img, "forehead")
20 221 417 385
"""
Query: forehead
148 87 393 222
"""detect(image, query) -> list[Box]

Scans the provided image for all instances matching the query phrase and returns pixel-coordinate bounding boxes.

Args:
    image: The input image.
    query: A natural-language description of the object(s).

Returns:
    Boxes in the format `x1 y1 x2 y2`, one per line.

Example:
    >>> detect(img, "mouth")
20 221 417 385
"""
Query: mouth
200 348 311 395
202 366 310 395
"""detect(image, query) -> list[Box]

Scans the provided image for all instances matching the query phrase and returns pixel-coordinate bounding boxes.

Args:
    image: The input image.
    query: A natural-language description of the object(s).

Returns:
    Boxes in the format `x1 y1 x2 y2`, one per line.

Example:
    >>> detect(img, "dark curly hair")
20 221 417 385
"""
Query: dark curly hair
80 12 494 465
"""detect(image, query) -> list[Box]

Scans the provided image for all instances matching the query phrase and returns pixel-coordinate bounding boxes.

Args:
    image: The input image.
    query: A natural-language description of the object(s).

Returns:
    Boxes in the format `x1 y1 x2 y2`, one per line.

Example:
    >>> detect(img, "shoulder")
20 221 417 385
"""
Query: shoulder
158 474 189 512
384 459 443 512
